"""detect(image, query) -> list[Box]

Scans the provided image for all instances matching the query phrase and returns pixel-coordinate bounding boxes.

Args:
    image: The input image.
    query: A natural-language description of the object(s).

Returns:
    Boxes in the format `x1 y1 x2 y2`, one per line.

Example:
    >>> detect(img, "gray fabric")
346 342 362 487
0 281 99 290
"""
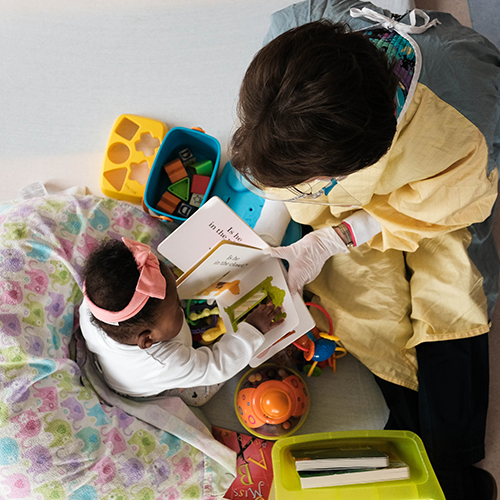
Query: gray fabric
263 0 389 45
202 354 389 435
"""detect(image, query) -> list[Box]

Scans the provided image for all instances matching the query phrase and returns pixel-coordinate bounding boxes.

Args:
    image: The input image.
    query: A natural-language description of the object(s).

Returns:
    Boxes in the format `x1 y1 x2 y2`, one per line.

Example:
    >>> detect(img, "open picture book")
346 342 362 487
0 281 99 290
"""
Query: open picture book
157 196 315 366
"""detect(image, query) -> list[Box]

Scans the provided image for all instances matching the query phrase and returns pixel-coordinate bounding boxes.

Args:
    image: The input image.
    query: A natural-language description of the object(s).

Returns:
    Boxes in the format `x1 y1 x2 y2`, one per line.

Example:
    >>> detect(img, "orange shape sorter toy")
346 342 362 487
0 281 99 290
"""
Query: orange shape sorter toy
100 114 168 204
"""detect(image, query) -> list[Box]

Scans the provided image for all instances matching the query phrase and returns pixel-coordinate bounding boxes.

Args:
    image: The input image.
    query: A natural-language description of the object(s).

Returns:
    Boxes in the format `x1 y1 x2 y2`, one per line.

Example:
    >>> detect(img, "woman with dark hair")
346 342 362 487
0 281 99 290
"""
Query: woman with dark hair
231 3 500 499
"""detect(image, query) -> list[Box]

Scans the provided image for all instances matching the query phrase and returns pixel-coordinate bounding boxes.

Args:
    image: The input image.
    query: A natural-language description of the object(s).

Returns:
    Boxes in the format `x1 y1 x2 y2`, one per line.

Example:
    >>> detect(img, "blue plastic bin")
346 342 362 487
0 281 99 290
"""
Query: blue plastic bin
144 127 221 223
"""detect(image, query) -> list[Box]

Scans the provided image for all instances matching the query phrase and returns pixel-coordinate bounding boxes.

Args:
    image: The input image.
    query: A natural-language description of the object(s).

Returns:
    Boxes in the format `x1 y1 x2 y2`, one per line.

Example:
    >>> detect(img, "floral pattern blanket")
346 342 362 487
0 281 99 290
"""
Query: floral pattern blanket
0 194 236 500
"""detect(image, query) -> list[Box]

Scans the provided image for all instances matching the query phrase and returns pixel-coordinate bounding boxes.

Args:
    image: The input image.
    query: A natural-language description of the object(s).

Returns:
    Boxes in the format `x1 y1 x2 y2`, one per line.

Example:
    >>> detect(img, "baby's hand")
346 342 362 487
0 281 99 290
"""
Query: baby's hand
244 301 284 334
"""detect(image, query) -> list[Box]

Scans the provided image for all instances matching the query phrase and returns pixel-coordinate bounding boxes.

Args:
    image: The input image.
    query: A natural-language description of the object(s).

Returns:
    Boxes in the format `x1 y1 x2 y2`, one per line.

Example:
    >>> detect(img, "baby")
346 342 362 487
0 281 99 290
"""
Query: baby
79 237 283 404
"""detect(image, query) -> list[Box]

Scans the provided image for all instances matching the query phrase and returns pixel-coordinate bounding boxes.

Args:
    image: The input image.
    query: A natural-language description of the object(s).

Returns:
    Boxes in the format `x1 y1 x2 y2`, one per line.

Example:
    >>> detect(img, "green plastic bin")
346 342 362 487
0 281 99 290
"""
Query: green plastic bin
271 430 444 500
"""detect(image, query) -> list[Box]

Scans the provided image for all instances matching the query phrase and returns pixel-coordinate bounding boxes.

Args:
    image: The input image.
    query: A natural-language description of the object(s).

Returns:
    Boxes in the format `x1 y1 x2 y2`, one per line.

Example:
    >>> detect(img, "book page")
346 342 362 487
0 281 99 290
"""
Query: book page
250 290 315 366
215 257 300 354
158 196 315 364
176 242 265 300
157 196 268 272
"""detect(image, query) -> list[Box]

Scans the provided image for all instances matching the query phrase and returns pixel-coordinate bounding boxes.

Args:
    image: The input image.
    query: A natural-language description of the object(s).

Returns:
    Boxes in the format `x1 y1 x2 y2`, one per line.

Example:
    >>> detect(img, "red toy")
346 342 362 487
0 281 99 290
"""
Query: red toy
191 174 210 195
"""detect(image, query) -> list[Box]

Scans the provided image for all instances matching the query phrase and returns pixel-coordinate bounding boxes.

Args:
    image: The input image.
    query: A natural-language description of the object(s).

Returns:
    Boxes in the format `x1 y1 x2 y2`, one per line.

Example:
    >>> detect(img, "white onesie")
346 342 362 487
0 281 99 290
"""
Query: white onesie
79 299 265 397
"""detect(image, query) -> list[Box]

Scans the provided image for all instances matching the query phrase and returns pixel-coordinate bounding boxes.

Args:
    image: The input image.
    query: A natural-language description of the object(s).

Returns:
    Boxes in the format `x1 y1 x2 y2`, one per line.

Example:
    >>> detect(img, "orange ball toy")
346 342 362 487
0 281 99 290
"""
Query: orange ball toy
235 364 310 439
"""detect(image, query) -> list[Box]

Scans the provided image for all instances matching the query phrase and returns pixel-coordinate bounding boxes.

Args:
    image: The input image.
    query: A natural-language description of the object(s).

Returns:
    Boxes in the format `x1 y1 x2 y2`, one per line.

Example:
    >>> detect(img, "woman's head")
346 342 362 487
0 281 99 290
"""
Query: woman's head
230 20 398 188
82 238 184 348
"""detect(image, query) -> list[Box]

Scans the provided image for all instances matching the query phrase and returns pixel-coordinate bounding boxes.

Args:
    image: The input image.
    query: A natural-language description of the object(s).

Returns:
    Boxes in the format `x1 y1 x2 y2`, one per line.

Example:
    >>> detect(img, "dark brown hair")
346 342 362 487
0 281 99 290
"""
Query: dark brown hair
82 239 168 343
230 20 398 187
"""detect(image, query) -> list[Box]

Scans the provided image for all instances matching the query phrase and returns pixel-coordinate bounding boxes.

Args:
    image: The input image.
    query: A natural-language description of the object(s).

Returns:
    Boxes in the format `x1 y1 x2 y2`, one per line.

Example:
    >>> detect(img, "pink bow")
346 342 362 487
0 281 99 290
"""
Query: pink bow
84 237 166 325
123 237 166 300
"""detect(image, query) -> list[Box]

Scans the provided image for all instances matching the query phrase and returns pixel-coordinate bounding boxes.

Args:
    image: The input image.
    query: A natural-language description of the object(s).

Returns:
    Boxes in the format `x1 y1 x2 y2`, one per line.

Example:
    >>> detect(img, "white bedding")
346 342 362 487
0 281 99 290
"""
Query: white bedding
1 0 293 201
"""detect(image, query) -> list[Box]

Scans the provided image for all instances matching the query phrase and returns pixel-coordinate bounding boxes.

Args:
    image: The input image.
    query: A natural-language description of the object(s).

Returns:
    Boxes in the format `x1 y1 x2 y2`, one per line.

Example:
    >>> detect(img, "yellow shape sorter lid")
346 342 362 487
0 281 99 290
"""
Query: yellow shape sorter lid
100 114 168 204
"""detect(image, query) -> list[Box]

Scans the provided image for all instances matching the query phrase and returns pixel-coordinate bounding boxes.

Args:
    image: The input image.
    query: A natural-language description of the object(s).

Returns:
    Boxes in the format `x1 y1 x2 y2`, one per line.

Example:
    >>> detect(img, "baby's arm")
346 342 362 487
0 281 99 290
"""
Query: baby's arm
244 301 284 333
150 305 283 392
153 321 266 390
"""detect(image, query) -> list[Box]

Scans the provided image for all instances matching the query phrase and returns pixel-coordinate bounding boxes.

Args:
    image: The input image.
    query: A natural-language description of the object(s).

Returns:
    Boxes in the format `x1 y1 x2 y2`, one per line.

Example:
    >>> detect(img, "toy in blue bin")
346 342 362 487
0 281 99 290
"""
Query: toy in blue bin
144 127 220 223
211 161 302 247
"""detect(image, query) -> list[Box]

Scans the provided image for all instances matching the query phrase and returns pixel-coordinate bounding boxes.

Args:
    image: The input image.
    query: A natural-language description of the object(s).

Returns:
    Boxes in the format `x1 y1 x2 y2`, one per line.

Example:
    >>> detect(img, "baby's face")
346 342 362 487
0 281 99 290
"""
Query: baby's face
146 266 184 344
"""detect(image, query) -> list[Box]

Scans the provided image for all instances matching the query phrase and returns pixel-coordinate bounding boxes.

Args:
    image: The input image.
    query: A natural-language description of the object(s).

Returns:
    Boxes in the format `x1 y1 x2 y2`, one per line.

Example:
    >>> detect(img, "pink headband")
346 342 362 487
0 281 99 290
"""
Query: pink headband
84 237 166 325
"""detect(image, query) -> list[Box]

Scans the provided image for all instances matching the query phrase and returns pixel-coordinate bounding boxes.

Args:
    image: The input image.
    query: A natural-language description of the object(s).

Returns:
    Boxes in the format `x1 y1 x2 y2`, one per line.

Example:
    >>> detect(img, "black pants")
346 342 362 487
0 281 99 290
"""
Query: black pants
375 334 490 498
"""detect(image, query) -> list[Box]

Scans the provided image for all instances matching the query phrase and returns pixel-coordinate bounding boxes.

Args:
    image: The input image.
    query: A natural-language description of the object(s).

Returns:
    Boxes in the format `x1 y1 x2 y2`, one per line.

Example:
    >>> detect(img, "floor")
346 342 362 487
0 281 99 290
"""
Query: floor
415 0 472 27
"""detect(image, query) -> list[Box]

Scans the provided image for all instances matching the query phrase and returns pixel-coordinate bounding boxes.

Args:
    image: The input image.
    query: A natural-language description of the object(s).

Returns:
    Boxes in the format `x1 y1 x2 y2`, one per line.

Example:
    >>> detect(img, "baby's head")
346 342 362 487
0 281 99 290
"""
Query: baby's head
82 238 184 349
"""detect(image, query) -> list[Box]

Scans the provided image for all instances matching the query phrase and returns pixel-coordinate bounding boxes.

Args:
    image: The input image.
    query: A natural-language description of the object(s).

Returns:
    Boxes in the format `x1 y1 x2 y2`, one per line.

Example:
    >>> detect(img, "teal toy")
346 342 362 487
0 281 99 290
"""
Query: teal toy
211 161 302 246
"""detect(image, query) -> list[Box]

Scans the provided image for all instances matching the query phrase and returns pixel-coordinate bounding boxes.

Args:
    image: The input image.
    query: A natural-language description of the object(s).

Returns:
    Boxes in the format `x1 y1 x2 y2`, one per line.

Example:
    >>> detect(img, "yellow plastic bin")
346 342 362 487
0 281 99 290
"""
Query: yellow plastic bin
271 430 444 500
100 114 168 204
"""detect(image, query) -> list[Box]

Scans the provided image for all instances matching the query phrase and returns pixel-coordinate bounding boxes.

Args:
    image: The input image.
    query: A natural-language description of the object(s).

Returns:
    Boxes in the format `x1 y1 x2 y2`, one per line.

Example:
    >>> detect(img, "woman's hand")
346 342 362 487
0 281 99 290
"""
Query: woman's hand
262 227 349 296
244 301 284 333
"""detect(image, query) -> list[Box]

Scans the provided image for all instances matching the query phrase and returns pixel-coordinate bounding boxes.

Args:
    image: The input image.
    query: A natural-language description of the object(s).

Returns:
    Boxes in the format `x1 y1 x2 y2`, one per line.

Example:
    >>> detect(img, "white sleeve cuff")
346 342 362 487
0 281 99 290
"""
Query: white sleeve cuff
235 321 266 346
343 211 381 247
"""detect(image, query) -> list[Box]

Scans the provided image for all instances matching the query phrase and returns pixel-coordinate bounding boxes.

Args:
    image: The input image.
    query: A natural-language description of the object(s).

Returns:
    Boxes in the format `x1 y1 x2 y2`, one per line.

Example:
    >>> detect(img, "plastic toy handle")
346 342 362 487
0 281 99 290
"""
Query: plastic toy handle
332 346 347 359
305 302 333 336
328 347 347 373
192 127 205 133
307 361 318 377
303 342 315 362
319 331 340 342
293 334 315 353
